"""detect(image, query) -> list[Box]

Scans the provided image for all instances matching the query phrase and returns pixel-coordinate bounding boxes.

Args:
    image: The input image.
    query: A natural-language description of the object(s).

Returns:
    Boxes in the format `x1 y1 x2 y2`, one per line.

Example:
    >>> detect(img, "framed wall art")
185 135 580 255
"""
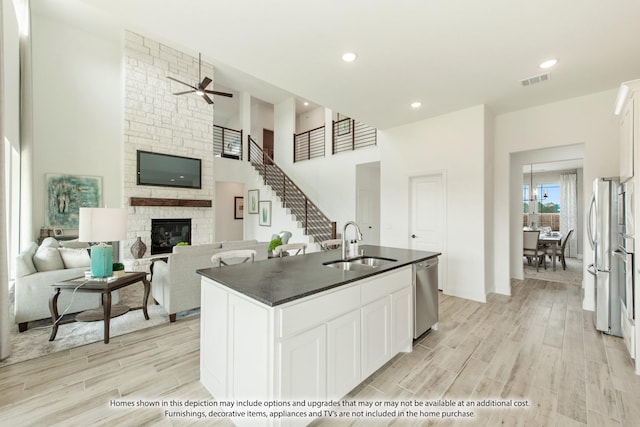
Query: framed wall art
45 174 102 229
248 189 259 214
258 201 272 226
234 196 244 220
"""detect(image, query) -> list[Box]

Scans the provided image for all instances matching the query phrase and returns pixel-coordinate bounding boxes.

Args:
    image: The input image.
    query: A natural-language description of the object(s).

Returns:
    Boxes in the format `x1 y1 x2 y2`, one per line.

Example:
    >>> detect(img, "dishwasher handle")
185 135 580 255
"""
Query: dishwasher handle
415 258 438 269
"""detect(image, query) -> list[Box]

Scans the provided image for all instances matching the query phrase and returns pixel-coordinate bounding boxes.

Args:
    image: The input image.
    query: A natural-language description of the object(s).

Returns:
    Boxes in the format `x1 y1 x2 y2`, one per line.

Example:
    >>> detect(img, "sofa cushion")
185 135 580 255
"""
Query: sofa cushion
33 246 64 272
222 240 258 249
59 247 91 268
59 239 90 249
172 242 222 254
15 242 39 278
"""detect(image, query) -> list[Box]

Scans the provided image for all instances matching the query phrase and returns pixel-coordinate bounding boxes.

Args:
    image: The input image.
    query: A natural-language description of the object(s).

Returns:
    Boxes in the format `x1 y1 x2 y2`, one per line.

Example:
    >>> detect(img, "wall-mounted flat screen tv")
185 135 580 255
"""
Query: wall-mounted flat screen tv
137 150 202 189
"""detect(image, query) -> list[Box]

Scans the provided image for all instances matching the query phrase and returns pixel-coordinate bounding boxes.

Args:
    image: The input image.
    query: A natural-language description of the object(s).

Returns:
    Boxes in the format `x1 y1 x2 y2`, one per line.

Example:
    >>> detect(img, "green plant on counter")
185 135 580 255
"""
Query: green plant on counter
176 242 189 246
269 237 283 251
112 262 124 271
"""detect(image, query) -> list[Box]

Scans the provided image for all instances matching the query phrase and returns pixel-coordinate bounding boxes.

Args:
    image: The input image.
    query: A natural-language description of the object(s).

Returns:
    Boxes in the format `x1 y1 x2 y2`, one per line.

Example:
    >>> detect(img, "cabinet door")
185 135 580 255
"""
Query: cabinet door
327 309 361 399
391 286 413 355
200 280 228 398
620 96 634 182
279 324 327 401
361 297 390 378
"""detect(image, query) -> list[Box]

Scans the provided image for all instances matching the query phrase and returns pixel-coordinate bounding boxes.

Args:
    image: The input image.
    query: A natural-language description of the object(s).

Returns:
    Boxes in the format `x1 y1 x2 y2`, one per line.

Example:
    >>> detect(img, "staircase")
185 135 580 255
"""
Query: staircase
248 137 336 244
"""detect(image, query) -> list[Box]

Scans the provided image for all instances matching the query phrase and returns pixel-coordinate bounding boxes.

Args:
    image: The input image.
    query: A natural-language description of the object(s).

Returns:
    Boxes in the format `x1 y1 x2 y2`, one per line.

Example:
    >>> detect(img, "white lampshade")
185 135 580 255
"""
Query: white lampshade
79 208 128 242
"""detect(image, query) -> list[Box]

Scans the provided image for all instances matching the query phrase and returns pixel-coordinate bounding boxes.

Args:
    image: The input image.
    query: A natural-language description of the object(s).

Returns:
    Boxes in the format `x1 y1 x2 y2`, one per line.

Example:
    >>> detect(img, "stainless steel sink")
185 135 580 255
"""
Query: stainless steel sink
323 256 398 271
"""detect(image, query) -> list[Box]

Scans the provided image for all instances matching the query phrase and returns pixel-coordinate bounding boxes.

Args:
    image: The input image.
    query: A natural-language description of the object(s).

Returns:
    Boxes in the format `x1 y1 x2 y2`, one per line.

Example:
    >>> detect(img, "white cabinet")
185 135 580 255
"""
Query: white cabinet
279 324 327 401
200 265 415 424
391 286 413 355
620 92 634 182
361 297 391 378
327 309 361 399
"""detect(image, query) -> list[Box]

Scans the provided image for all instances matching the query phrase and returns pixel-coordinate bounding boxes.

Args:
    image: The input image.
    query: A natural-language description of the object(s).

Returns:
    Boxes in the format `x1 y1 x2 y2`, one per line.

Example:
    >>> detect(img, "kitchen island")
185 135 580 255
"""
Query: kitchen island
197 245 439 426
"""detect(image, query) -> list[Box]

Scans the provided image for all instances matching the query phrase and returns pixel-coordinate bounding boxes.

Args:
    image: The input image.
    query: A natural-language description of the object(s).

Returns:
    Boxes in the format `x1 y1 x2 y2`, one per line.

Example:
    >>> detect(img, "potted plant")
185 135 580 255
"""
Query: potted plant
176 242 189 246
268 237 282 257
112 262 125 277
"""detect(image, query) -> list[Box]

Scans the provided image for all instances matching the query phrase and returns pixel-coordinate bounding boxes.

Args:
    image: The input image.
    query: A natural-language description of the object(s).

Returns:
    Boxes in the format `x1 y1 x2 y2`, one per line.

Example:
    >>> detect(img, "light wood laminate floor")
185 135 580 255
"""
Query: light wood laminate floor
1 278 639 426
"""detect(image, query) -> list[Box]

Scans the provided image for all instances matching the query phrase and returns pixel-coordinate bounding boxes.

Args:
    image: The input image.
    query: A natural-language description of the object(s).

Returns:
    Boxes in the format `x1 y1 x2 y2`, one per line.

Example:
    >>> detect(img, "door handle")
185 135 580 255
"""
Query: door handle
411 234 417 238
368 226 372 229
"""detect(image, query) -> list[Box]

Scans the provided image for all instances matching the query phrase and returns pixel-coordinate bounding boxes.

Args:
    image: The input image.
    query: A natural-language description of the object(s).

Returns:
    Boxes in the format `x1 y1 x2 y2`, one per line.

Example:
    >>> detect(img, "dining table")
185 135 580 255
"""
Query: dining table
539 231 563 271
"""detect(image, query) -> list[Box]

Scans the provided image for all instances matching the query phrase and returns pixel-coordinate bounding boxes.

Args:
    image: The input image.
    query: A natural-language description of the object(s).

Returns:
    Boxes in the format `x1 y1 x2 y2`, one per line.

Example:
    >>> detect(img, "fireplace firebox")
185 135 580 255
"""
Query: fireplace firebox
151 218 192 255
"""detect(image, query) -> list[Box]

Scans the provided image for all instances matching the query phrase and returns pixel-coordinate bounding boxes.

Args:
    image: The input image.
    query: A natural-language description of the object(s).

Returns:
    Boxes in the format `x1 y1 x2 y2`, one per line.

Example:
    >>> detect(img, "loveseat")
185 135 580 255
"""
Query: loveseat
151 239 268 322
14 237 120 332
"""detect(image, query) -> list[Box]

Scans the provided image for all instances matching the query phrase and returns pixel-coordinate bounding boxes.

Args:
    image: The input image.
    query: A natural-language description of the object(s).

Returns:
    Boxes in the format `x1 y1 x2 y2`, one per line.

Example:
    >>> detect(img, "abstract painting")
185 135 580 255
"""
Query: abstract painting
46 174 102 228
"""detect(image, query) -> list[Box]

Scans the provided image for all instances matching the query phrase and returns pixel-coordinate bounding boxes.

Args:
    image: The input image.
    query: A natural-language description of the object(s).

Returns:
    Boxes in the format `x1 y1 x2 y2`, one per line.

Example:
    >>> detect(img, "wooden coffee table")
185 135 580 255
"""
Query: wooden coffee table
49 271 150 344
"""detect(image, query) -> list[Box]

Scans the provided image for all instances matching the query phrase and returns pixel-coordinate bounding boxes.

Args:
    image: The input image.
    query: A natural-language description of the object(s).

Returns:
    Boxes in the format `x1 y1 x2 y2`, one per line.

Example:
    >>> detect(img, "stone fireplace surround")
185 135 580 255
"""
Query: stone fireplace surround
122 31 215 260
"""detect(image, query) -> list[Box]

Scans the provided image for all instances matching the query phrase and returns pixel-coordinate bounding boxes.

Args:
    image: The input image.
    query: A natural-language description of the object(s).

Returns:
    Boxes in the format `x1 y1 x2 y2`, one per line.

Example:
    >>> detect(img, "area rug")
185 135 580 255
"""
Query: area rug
523 256 583 286
1 281 198 367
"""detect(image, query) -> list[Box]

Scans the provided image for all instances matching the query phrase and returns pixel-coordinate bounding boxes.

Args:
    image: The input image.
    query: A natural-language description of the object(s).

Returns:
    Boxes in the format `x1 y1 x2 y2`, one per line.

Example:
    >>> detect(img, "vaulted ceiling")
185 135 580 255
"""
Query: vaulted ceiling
37 0 640 129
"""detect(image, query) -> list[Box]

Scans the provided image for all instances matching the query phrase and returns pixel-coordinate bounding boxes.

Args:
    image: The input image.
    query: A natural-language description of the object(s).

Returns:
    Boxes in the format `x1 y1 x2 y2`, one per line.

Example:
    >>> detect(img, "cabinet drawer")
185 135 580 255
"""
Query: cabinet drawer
361 267 412 305
277 284 360 338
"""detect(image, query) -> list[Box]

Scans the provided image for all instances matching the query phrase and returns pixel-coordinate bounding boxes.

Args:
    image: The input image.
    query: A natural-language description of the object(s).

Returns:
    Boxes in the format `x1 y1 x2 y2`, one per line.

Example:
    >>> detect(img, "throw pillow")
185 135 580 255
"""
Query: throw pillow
40 237 60 248
59 247 91 268
15 242 38 277
32 246 64 272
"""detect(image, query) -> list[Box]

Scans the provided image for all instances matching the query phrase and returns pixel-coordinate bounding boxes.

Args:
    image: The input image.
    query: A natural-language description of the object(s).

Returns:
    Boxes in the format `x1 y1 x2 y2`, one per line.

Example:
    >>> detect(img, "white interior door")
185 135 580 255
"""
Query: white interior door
410 174 445 290
356 162 381 245
357 187 380 245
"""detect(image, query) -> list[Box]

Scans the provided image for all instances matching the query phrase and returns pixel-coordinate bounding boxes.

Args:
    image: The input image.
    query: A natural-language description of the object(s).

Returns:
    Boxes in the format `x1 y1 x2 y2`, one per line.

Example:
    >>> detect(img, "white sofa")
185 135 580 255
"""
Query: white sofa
14 237 120 332
151 240 268 321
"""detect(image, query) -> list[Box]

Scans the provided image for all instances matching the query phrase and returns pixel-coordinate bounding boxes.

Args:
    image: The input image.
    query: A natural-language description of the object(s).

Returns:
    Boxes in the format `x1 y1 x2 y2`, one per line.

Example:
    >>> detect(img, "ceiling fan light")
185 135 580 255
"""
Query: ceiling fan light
195 89 204 96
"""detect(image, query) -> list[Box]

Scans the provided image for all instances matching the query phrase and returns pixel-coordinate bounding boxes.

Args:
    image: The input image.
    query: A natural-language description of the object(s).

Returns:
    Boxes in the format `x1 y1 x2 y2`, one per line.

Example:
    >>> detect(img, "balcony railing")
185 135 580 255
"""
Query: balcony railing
523 213 560 231
213 125 243 160
332 118 377 154
294 125 325 162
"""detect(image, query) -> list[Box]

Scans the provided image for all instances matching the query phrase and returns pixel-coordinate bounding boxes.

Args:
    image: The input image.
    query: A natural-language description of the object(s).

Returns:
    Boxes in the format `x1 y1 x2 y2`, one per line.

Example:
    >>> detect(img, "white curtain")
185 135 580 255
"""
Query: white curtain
0 0 11 361
560 172 578 257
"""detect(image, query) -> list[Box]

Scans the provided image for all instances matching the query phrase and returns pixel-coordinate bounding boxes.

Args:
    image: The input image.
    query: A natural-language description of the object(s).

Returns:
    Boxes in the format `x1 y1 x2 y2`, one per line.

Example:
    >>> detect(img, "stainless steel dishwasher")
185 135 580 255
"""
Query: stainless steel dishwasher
413 258 439 338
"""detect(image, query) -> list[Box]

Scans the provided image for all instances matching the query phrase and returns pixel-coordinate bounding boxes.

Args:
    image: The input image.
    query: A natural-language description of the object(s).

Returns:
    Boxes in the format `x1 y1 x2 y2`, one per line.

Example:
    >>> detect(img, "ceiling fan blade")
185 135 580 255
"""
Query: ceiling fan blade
201 93 214 104
173 90 196 95
200 77 212 90
204 90 234 98
167 76 196 89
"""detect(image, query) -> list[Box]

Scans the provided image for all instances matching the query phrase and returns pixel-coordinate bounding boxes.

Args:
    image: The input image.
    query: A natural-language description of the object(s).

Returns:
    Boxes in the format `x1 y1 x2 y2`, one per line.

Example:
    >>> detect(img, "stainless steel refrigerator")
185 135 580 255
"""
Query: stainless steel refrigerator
588 177 622 337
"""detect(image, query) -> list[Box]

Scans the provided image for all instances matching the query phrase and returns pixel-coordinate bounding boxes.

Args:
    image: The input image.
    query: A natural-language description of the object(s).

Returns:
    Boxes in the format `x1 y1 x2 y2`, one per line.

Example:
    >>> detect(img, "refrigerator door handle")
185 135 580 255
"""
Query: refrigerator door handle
588 193 596 250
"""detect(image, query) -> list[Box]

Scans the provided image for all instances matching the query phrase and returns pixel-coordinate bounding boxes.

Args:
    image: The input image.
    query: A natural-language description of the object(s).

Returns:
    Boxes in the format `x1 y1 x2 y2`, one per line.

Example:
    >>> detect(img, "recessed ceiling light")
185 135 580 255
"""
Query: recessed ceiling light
303 101 309 106
411 101 422 109
342 52 357 62
539 58 558 69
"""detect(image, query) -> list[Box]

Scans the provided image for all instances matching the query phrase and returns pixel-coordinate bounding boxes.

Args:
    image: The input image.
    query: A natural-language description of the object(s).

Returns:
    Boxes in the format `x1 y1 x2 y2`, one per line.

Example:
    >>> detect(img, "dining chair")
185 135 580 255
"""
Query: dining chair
320 239 342 251
547 228 574 270
523 230 546 272
211 249 256 267
273 243 307 257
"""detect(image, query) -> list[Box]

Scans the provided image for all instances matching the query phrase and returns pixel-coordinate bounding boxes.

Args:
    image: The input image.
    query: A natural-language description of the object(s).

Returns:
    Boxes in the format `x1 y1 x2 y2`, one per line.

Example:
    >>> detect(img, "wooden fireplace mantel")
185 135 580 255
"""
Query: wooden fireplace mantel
130 197 212 208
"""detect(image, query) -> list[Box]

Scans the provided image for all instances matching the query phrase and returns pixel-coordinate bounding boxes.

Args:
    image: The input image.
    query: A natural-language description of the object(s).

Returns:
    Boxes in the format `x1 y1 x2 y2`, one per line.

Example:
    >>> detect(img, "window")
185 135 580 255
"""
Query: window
537 183 560 213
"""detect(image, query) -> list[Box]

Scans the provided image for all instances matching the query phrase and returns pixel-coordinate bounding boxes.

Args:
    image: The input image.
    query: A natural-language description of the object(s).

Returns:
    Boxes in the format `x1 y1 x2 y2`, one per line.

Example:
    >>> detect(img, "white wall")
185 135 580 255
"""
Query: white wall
494 89 619 310
30 10 123 239
296 106 324 133
379 105 488 302
215 181 244 241
250 99 274 148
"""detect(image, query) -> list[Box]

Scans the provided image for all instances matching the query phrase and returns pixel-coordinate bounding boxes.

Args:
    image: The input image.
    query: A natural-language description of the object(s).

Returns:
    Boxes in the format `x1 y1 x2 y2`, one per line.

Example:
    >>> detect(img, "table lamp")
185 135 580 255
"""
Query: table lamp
79 207 128 278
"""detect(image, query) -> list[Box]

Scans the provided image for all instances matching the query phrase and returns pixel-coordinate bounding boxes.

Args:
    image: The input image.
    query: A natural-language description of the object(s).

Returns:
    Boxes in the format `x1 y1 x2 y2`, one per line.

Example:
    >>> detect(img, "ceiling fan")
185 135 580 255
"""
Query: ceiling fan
167 53 233 105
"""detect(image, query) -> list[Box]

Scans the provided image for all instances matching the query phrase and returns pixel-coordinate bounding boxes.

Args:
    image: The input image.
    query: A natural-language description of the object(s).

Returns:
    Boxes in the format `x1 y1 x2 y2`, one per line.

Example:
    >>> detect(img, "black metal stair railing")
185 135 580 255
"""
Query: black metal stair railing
248 136 336 243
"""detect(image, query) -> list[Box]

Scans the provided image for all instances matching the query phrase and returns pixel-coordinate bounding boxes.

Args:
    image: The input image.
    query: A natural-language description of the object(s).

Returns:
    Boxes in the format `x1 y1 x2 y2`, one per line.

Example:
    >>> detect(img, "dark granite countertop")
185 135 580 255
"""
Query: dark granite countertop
197 245 440 307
